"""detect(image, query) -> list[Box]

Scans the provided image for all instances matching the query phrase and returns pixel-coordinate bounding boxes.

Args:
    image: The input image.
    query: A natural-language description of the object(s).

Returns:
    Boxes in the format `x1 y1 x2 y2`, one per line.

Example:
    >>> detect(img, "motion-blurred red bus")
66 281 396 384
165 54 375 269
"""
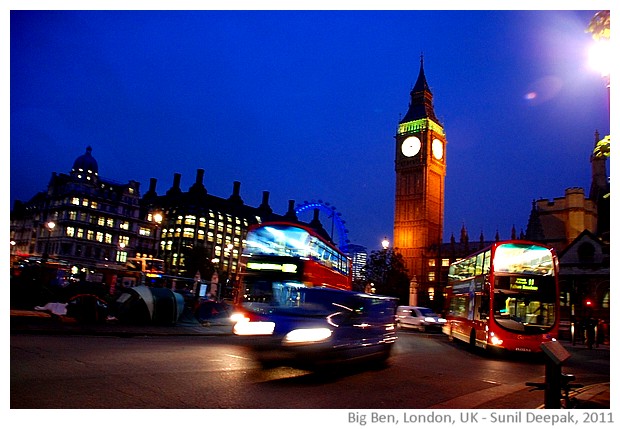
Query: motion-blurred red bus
443 241 560 353
233 221 352 307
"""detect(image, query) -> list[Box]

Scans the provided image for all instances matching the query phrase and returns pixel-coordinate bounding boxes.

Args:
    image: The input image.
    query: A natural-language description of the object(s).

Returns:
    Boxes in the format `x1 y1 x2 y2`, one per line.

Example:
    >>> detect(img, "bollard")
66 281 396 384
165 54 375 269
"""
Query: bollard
540 341 571 409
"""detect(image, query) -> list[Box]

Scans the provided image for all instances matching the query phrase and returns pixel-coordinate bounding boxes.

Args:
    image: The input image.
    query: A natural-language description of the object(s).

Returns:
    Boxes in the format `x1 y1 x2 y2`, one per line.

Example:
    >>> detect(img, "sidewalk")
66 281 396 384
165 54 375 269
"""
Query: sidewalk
10 308 610 409
10 308 235 336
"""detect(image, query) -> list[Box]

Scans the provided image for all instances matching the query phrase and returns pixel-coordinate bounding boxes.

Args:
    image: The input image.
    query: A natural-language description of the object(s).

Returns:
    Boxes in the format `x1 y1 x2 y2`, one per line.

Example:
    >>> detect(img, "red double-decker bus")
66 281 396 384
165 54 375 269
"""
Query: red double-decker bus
234 221 352 307
443 240 560 353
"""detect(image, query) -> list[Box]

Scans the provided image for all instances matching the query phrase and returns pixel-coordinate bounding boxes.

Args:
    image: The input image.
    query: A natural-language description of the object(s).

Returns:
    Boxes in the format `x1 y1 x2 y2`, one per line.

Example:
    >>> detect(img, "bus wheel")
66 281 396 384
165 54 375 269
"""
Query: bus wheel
469 330 477 349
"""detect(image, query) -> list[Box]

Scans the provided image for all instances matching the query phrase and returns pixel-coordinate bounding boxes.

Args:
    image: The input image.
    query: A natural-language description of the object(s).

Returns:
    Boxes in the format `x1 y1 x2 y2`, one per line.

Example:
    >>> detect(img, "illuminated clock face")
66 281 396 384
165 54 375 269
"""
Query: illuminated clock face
432 139 444 160
401 136 421 157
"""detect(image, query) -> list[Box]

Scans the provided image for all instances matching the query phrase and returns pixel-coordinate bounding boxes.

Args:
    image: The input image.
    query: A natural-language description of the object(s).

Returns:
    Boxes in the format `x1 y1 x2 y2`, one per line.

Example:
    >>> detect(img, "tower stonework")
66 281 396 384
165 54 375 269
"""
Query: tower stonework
393 58 446 305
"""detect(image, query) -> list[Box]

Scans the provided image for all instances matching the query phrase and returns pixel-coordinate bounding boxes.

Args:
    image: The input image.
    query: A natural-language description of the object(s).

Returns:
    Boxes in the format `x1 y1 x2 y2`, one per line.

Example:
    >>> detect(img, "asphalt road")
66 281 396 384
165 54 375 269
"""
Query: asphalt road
11 329 609 410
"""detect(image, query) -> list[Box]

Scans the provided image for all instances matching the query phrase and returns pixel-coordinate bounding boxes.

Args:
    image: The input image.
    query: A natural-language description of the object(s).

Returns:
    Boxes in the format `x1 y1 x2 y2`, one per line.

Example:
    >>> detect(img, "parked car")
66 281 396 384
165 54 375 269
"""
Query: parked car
396 306 446 332
231 287 398 369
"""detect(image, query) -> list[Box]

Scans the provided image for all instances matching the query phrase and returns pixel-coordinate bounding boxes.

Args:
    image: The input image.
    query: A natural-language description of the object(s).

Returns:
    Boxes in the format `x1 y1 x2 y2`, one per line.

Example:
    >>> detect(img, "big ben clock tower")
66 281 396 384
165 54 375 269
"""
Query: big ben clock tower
394 57 446 305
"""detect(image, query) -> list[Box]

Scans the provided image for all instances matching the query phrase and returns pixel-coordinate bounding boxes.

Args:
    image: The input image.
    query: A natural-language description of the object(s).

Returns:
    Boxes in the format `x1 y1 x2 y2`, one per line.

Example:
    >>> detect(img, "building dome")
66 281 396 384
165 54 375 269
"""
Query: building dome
71 146 99 177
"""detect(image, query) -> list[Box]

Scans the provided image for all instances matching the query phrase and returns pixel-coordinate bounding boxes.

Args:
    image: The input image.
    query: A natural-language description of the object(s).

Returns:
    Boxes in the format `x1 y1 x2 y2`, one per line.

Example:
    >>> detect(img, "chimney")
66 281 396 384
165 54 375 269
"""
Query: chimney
284 199 298 221
166 173 182 196
189 168 207 195
228 181 243 205
258 191 273 216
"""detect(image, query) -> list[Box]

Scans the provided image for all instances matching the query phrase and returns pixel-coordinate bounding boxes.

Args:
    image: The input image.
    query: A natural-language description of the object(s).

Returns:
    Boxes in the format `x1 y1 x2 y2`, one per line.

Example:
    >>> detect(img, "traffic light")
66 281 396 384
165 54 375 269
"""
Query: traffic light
584 297 595 308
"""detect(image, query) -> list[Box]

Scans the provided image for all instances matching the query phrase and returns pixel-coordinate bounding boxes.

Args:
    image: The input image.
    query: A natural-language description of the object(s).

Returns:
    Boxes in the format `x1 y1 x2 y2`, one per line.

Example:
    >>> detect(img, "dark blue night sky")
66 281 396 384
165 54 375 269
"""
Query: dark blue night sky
9 7 611 251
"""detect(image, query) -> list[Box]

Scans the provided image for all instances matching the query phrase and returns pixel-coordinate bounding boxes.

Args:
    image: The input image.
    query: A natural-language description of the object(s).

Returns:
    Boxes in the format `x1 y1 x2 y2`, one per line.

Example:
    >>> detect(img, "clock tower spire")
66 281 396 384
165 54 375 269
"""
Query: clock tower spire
393 56 447 307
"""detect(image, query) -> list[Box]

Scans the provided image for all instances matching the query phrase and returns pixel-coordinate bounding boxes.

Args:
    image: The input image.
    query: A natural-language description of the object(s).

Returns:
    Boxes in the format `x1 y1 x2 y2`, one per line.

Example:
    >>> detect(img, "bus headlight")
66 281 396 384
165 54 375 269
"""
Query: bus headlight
283 328 332 345
489 331 504 346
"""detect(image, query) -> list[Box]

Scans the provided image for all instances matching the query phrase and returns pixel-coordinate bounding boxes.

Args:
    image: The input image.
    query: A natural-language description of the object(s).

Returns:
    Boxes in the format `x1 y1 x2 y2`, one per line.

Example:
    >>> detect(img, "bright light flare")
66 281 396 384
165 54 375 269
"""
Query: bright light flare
589 39 611 78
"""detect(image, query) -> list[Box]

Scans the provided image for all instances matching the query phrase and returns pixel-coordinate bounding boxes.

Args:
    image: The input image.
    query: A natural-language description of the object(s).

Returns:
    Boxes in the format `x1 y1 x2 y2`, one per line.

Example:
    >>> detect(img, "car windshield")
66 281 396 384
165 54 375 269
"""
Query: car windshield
492 275 557 333
417 308 438 317
241 282 396 321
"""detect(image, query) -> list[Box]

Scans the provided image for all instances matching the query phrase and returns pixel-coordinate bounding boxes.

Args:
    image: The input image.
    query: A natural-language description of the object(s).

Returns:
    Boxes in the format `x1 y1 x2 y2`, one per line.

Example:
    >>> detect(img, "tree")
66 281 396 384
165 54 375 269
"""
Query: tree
586 10 610 40
361 247 410 304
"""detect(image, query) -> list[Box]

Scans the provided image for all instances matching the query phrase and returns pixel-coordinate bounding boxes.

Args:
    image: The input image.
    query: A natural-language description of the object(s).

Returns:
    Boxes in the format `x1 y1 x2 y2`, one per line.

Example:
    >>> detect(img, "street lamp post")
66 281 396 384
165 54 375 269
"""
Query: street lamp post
42 221 55 261
152 212 163 258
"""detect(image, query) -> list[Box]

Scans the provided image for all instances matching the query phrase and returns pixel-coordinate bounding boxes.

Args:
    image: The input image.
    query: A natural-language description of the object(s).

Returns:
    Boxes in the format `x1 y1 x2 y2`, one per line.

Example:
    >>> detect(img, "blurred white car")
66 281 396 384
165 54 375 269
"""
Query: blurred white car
396 306 446 332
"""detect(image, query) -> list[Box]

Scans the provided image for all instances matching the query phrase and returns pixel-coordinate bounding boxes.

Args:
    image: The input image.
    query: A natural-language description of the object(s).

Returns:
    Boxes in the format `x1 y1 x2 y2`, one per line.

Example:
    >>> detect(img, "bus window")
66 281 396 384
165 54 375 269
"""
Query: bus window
475 253 484 276
483 250 491 274
448 295 469 318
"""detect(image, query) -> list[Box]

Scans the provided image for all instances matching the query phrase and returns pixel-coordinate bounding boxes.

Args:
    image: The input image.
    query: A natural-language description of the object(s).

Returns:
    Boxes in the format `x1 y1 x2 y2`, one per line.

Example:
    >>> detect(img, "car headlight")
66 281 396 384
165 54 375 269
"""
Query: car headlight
283 328 332 345
230 312 249 323
424 317 436 323
233 320 275 336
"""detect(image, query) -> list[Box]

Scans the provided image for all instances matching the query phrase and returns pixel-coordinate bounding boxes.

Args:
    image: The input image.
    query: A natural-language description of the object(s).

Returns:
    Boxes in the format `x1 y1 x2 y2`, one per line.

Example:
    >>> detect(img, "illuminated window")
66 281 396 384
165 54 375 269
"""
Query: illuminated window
428 259 436 267
120 221 129 230
197 230 205 240
442 259 450 267
98 217 105 226
116 250 127 263
82 199 89 207
71 197 80 205
428 287 435 301
119 236 129 246
96 232 104 242
139 227 151 236
66 227 75 237
428 272 435 282
208 219 215 230
207 231 214 242
77 229 84 239
105 233 112 244
106 218 114 228
199 218 206 228
185 215 196 226
183 228 194 238
69 211 77 221
87 230 94 241
90 201 98 209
